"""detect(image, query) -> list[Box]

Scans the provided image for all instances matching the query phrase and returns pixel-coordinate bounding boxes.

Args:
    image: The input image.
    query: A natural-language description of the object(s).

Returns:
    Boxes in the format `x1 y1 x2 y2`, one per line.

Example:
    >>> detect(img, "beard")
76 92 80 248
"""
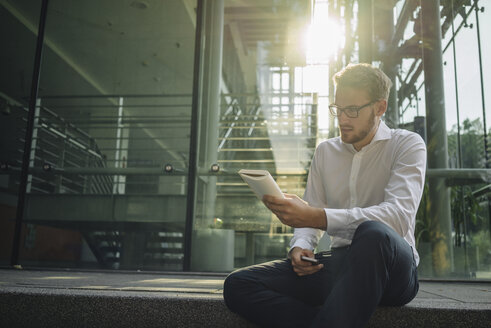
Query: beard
339 110 377 145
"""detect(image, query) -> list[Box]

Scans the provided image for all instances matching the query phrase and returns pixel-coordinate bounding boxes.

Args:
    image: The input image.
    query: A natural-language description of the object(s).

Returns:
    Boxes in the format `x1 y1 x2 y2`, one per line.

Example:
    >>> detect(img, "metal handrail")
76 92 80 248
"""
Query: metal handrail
5 167 486 182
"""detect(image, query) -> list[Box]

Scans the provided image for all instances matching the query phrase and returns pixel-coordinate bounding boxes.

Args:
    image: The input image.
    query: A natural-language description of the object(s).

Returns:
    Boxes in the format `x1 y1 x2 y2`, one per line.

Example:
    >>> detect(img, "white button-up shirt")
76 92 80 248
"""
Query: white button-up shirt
290 120 427 265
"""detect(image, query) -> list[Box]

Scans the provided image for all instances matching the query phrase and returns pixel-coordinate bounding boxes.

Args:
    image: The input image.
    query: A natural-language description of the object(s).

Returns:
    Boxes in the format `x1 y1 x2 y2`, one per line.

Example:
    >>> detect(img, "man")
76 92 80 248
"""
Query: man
223 63 427 328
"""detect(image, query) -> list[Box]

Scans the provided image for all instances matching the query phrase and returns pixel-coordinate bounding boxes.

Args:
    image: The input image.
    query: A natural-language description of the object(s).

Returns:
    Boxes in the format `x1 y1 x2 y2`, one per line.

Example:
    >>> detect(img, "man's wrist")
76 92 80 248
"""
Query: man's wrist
311 207 327 230
288 247 301 259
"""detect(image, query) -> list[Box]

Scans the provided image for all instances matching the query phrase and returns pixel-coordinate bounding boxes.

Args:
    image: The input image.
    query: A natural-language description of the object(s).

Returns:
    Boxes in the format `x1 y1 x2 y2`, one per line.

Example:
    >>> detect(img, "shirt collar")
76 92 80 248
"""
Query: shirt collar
343 119 392 153
372 120 392 143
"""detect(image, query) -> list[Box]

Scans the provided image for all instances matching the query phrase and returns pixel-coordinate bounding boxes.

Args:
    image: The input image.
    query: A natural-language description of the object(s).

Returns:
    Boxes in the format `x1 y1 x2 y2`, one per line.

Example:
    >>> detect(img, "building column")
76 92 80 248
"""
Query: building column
328 0 337 139
358 0 373 64
421 0 453 277
379 4 399 127
198 0 223 223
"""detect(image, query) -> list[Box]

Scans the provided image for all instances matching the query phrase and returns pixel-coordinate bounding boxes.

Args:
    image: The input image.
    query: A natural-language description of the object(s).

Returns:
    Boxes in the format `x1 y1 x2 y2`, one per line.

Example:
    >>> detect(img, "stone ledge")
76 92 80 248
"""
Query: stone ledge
1 286 490 328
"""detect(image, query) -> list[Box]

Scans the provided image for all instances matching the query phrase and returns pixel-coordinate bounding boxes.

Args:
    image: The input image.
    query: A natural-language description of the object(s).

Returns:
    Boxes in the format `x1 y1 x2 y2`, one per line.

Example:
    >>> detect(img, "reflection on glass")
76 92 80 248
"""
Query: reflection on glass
6 0 196 271
0 0 42 265
0 0 489 280
192 0 321 272
192 0 491 281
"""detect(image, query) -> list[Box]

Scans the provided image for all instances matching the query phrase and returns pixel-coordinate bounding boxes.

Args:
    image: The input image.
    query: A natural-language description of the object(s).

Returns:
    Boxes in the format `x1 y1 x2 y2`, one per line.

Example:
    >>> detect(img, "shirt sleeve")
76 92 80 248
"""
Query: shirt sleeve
290 146 325 251
326 133 427 241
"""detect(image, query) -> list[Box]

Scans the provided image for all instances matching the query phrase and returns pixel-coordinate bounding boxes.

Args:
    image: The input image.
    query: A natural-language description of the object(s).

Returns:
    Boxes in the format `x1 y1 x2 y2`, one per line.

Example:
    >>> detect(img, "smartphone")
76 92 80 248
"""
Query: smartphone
300 255 319 265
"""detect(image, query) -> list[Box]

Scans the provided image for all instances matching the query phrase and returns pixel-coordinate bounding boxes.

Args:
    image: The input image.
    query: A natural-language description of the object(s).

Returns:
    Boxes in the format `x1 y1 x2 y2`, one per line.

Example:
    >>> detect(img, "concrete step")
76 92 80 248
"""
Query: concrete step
0 269 489 327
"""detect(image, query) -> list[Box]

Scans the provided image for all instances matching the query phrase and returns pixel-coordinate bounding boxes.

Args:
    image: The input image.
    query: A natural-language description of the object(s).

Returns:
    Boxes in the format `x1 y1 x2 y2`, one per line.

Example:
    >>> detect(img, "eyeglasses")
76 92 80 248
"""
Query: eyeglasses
329 100 378 118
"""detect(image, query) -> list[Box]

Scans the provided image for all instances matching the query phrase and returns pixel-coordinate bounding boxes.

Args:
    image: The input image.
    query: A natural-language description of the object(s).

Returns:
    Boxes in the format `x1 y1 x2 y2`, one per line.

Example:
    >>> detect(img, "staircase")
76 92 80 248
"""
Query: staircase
0 94 190 270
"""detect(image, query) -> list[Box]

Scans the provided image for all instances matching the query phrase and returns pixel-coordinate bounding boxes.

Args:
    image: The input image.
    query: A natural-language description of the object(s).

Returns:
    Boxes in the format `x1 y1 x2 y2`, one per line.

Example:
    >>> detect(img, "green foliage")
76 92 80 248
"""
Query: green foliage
415 183 485 248
446 117 487 247
447 118 486 169
415 183 430 246
470 230 491 261
451 186 484 247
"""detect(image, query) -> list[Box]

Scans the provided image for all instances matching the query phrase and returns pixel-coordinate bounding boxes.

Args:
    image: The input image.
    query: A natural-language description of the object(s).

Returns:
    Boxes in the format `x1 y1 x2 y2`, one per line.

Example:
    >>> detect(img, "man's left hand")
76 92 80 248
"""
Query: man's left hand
262 194 326 229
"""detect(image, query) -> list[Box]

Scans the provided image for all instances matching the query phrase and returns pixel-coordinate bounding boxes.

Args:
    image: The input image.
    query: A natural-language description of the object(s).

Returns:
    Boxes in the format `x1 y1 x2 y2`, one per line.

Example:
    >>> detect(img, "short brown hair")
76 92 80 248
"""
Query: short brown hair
333 63 393 101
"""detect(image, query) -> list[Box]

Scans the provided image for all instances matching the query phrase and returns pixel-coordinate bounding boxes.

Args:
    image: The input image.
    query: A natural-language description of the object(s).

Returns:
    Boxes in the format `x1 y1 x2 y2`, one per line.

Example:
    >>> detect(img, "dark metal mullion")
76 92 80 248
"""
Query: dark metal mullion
451 0 469 275
473 0 488 168
472 0 491 241
450 0 463 169
183 0 204 271
11 0 50 267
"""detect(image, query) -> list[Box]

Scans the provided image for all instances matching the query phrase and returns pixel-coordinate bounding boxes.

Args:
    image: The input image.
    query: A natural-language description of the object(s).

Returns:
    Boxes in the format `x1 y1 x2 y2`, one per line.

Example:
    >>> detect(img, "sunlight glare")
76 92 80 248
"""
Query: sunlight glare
306 3 344 65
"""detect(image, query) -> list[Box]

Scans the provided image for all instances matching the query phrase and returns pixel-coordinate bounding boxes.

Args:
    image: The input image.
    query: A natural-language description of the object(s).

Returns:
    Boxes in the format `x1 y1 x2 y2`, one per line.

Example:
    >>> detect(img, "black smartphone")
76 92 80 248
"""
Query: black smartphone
300 255 319 265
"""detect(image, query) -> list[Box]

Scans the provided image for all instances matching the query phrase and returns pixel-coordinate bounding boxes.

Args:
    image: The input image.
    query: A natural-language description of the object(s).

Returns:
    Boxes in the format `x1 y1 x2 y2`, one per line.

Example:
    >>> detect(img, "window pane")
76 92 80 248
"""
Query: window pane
15 0 196 271
0 1 42 266
192 0 312 271
272 73 280 90
282 73 289 90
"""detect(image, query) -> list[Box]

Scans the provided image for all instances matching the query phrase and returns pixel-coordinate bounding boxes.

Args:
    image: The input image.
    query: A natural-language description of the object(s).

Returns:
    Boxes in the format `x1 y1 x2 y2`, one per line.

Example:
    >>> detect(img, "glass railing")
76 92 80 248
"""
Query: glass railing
6 95 192 270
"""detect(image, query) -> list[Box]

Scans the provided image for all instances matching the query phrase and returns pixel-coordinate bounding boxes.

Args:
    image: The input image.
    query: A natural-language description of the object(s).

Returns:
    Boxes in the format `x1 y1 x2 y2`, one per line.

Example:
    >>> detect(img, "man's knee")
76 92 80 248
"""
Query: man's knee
352 221 395 250
223 269 251 311
223 271 239 309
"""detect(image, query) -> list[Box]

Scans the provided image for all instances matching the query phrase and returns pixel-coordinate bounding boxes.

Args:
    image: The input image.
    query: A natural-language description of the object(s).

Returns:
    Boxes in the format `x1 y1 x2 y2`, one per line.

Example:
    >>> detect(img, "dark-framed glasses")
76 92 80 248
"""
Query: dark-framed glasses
329 100 378 118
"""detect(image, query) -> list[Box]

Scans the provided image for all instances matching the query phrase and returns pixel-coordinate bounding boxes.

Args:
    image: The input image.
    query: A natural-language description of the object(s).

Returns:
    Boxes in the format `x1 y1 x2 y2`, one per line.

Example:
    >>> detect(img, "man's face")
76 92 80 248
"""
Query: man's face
334 87 383 150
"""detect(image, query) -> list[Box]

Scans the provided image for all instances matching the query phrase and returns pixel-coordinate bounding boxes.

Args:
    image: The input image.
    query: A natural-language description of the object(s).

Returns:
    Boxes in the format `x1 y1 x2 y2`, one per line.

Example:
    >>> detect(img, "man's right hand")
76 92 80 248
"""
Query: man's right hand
290 247 324 276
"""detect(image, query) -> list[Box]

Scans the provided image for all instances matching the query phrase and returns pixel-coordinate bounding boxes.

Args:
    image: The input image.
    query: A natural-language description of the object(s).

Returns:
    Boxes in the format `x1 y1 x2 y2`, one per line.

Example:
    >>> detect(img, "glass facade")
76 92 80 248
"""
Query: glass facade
0 0 41 265
1 0 196 270
190 0 314 271
0 0 490 280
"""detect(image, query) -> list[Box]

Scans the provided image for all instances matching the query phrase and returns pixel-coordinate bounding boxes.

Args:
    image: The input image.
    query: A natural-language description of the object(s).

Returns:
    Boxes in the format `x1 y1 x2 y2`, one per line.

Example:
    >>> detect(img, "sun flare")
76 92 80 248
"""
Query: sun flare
306 2 344 64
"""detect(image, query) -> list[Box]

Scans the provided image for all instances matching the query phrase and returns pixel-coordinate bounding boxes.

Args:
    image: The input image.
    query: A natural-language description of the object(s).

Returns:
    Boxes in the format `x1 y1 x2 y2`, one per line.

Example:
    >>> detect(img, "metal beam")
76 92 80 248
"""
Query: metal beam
11 0 49 268
184 0 204 272
421 0 452 277
358 0 374 63
392 0 419 46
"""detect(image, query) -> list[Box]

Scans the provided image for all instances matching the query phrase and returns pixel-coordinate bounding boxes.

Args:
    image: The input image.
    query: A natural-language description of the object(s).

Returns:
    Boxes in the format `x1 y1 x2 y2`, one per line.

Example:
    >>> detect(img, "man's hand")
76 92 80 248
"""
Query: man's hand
262 193 327 229
289 247 323 276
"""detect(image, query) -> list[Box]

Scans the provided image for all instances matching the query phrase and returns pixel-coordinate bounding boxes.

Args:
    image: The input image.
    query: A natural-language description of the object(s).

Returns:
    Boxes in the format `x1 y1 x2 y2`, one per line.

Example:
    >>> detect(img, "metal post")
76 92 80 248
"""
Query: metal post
473 1 488 168
55 120 67 193
26 99 41 193
380 4 399 128
328 0 336 139
451 0 469 275
328 61 336 139
186 0 225 271
473 0 491 240
11 0 49 267
421 0 453 277
184 0 204 271
200 0 224 159
343 0 354 65
358 0 373 63
198 0 224 226
113 97 127 194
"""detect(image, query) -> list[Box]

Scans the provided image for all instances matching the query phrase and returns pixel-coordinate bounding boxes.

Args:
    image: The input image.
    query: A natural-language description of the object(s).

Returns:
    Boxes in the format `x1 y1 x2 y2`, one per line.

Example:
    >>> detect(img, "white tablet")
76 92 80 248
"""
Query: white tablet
238 169 285 200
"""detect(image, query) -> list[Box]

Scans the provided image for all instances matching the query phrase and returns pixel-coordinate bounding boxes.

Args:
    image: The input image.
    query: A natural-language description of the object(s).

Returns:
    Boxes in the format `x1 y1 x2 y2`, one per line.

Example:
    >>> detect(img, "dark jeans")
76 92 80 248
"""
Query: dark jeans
223 221 419 328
